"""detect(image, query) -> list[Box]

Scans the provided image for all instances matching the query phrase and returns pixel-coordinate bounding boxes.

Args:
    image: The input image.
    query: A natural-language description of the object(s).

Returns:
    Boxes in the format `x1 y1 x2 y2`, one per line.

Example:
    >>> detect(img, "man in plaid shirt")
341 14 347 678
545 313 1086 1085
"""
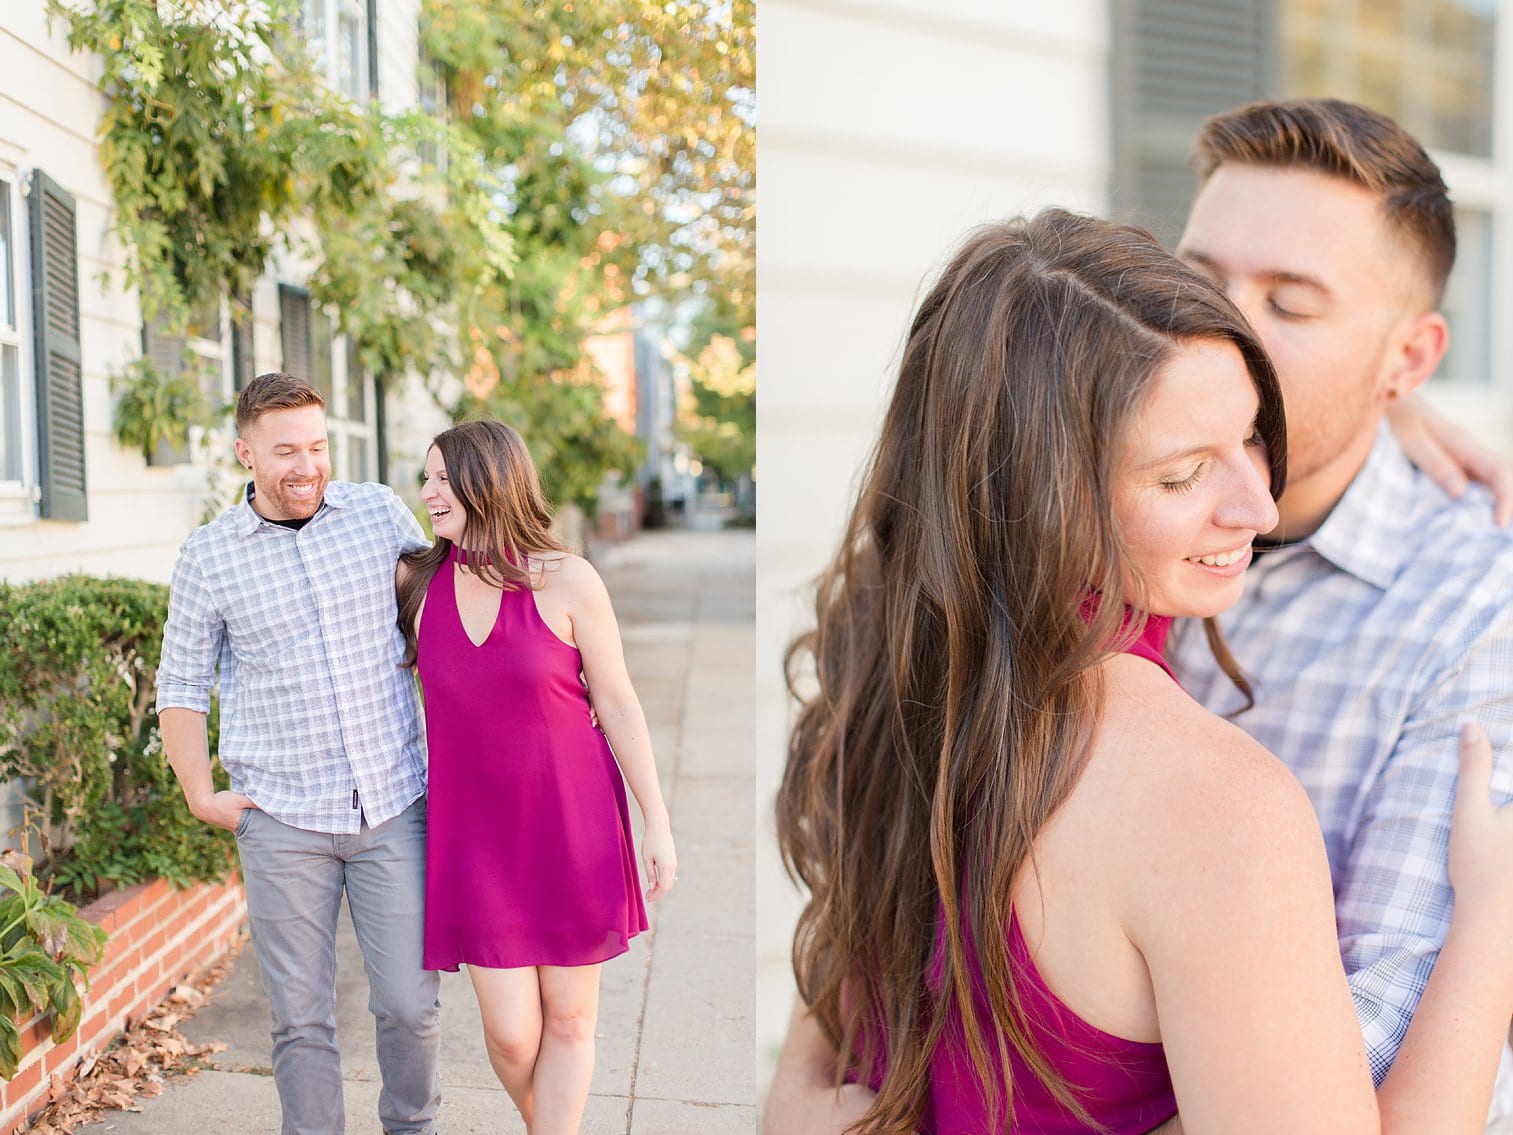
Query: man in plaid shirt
768 99 1513 1132
157 372 439 1135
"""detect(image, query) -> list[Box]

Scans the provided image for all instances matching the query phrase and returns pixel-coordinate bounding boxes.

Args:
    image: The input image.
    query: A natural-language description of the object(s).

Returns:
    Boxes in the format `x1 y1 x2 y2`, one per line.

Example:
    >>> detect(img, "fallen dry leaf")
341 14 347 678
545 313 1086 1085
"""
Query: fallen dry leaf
20 934 247 1133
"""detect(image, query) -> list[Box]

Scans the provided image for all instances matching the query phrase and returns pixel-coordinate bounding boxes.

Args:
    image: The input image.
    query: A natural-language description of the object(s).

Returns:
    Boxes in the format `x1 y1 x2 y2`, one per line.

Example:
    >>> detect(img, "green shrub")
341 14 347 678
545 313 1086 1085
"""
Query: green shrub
0 575 234 900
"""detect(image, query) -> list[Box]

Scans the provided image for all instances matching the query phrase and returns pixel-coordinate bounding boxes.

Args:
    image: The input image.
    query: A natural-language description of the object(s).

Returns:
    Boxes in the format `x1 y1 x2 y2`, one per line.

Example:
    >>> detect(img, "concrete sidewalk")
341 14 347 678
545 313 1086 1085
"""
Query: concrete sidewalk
79 528 755 1134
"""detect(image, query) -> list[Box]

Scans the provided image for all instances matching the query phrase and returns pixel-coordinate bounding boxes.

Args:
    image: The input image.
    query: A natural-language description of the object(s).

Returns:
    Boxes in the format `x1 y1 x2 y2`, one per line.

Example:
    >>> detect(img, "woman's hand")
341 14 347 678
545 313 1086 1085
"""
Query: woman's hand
1449 723 1513 924
642 821 678 902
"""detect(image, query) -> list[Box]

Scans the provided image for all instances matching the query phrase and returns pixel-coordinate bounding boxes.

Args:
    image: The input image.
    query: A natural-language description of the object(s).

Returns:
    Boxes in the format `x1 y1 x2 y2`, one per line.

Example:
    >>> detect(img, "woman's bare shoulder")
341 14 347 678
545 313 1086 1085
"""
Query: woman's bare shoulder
1093 653 1317 847
529 550 601 591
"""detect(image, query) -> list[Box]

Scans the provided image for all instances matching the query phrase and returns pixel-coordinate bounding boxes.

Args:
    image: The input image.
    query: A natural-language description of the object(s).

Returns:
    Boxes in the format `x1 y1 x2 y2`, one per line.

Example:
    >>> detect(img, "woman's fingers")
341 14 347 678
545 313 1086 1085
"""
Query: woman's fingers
645 851 679 901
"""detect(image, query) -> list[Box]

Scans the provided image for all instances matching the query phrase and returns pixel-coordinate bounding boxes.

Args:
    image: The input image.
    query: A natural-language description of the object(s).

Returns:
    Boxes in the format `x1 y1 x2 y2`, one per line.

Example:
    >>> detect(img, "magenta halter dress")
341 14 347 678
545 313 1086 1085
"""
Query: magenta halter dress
416 546 648 970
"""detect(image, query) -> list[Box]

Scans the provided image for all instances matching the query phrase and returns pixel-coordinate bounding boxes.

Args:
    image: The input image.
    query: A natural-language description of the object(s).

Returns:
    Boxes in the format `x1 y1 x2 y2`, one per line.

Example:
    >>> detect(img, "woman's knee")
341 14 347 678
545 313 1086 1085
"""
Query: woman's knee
483 1016 543 1065
541 1001 596 1046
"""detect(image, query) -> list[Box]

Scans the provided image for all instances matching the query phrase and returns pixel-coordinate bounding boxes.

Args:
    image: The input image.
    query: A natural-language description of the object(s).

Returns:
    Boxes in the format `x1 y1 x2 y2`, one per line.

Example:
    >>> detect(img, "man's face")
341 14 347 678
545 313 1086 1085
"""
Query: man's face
1177 164 1420 515
233 405 332 521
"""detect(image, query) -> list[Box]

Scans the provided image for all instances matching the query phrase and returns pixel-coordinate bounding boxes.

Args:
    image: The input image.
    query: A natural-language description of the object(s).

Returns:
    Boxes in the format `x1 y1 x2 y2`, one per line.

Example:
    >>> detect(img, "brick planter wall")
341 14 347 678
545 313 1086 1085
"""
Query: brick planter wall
0 877 246 1135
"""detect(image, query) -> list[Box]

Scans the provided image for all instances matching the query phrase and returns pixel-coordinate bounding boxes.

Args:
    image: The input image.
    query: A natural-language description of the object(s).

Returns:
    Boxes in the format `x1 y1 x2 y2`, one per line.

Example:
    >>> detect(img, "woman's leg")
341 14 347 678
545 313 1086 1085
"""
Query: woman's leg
466 964 545 1126
531 964 602 1135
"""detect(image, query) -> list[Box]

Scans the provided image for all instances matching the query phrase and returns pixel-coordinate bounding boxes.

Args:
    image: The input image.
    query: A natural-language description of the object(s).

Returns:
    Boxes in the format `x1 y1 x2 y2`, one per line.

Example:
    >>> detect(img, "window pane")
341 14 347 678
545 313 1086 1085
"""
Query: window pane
187 296 220 342
1 345 19 481
337 8 362 98
311 308 333 401
346 356 366 422
1431 62 1494 155
1361 1 1406 40
1357 48 1405 125
347 434 370 482
1435 0 1494 53
1284 30 1330 98
1280 0 1495 157
1437 207 1492 385
304 0 327 70
0 184 12 331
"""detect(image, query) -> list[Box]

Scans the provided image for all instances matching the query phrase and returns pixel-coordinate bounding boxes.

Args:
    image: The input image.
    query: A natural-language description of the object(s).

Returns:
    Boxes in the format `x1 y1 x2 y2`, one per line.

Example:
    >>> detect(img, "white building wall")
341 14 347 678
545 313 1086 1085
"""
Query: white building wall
755 0 1113 1101
0 6 208 583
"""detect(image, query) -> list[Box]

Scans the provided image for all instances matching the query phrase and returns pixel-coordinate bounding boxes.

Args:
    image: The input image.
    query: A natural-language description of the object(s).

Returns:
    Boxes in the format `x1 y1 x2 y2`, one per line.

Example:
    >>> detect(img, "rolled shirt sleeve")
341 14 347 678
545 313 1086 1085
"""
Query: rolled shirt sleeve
155 543 223 716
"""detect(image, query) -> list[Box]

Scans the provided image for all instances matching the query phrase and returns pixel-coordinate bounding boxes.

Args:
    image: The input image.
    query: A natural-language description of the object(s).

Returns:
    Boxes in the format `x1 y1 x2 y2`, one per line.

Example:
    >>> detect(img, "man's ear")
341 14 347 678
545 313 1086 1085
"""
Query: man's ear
233 437 252 470
1382 311 1449 402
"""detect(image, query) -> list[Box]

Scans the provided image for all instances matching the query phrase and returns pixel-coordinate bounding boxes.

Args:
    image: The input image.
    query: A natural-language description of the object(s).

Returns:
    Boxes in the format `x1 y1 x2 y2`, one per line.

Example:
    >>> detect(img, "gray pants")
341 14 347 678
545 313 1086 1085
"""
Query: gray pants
235 797 441 1135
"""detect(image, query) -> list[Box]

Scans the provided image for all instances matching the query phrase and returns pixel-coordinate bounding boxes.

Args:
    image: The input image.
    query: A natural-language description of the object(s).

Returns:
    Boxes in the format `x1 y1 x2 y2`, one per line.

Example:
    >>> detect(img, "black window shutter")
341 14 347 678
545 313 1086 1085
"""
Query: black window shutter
231 290 255 392
1111 0 1278 247
279 284 312 380
28 169 86 521
367 0 380 99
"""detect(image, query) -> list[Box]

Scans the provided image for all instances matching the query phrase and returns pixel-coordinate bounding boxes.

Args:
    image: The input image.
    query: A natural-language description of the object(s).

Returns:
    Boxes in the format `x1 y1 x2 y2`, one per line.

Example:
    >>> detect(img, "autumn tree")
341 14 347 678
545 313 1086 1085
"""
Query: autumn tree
422 0 755 510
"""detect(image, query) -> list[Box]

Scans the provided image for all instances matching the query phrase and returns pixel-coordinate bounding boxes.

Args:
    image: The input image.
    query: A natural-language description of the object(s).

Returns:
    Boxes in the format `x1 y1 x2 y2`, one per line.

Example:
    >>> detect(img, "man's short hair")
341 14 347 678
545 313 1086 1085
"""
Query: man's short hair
1191 98 1456 302
235 372 325 435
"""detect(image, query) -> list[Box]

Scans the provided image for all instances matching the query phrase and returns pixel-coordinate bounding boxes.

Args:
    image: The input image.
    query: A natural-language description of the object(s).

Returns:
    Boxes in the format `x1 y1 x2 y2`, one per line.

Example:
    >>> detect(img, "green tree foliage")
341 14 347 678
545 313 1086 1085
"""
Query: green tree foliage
422 0 753 509
679 331 754 483
675 290 753 483
422 0 753 308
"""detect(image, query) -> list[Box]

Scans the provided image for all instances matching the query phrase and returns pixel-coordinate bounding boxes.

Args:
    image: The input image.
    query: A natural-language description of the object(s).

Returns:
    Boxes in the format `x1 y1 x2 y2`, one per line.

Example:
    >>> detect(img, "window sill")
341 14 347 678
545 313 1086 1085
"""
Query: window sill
0 486 37 526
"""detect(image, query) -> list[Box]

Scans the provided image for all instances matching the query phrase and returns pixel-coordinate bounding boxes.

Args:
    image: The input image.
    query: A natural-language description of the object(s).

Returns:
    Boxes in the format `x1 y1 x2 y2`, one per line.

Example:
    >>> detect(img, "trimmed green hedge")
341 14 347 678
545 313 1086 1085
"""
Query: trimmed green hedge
0 575 233 900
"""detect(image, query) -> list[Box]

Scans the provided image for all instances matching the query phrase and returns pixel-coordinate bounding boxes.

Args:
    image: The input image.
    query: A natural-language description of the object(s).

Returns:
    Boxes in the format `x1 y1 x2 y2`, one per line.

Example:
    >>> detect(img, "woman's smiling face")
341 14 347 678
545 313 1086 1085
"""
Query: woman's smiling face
420 445 468 543
1113 337 1279 619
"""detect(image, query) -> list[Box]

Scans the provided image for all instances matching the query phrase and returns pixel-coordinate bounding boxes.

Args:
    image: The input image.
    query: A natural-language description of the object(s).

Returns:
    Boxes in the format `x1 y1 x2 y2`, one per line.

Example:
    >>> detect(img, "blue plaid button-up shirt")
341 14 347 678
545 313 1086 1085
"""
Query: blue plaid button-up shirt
156 480 430 833
1171 423 1513 1086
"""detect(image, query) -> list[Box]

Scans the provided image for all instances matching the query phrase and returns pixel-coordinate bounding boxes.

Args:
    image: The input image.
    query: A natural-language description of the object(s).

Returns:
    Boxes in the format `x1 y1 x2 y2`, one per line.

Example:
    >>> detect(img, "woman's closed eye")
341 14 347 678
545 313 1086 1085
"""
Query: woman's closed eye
1160 464 1205 494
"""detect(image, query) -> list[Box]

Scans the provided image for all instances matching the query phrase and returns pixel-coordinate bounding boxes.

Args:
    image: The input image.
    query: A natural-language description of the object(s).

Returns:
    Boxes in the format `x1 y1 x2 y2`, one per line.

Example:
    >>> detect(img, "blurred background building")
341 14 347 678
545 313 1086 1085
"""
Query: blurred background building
757 0 1510 1106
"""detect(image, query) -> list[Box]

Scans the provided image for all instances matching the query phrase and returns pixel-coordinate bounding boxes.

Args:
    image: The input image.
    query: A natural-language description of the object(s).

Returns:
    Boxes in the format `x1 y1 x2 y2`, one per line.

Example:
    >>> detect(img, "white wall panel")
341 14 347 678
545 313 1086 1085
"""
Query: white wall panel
755 0 1113 1103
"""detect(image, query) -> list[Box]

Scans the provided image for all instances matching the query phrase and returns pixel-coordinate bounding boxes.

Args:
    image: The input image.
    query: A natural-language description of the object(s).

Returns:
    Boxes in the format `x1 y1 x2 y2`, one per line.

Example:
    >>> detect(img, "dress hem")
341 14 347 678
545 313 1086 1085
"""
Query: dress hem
424 930 642 973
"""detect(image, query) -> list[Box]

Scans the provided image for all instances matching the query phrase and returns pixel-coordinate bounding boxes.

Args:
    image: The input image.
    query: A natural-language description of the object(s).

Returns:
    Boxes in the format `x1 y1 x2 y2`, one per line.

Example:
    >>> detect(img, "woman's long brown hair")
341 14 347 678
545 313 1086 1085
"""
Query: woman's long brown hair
775 210 1287 1132
396 418 567 666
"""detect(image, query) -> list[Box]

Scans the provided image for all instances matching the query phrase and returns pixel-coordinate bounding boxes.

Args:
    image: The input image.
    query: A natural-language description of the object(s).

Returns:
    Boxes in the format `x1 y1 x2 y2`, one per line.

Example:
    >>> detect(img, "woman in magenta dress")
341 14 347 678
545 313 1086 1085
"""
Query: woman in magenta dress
395 420 674 1135
773 211 1513 1133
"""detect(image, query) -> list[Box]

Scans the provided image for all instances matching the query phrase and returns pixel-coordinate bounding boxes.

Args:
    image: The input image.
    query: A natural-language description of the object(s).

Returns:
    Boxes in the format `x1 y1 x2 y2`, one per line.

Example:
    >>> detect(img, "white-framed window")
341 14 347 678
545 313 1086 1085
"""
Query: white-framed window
1281 0 1503 391
1282 0 1494 158
304 0 369 101
0 169 31 499
143 298 232 466
280 284 375 481
307 307 375 481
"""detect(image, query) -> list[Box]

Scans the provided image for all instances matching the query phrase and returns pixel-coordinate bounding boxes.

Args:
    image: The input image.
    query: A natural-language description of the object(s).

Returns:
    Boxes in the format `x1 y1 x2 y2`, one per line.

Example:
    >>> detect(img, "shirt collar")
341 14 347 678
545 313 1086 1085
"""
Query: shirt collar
1302 422 1431 590
233 479 349 538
